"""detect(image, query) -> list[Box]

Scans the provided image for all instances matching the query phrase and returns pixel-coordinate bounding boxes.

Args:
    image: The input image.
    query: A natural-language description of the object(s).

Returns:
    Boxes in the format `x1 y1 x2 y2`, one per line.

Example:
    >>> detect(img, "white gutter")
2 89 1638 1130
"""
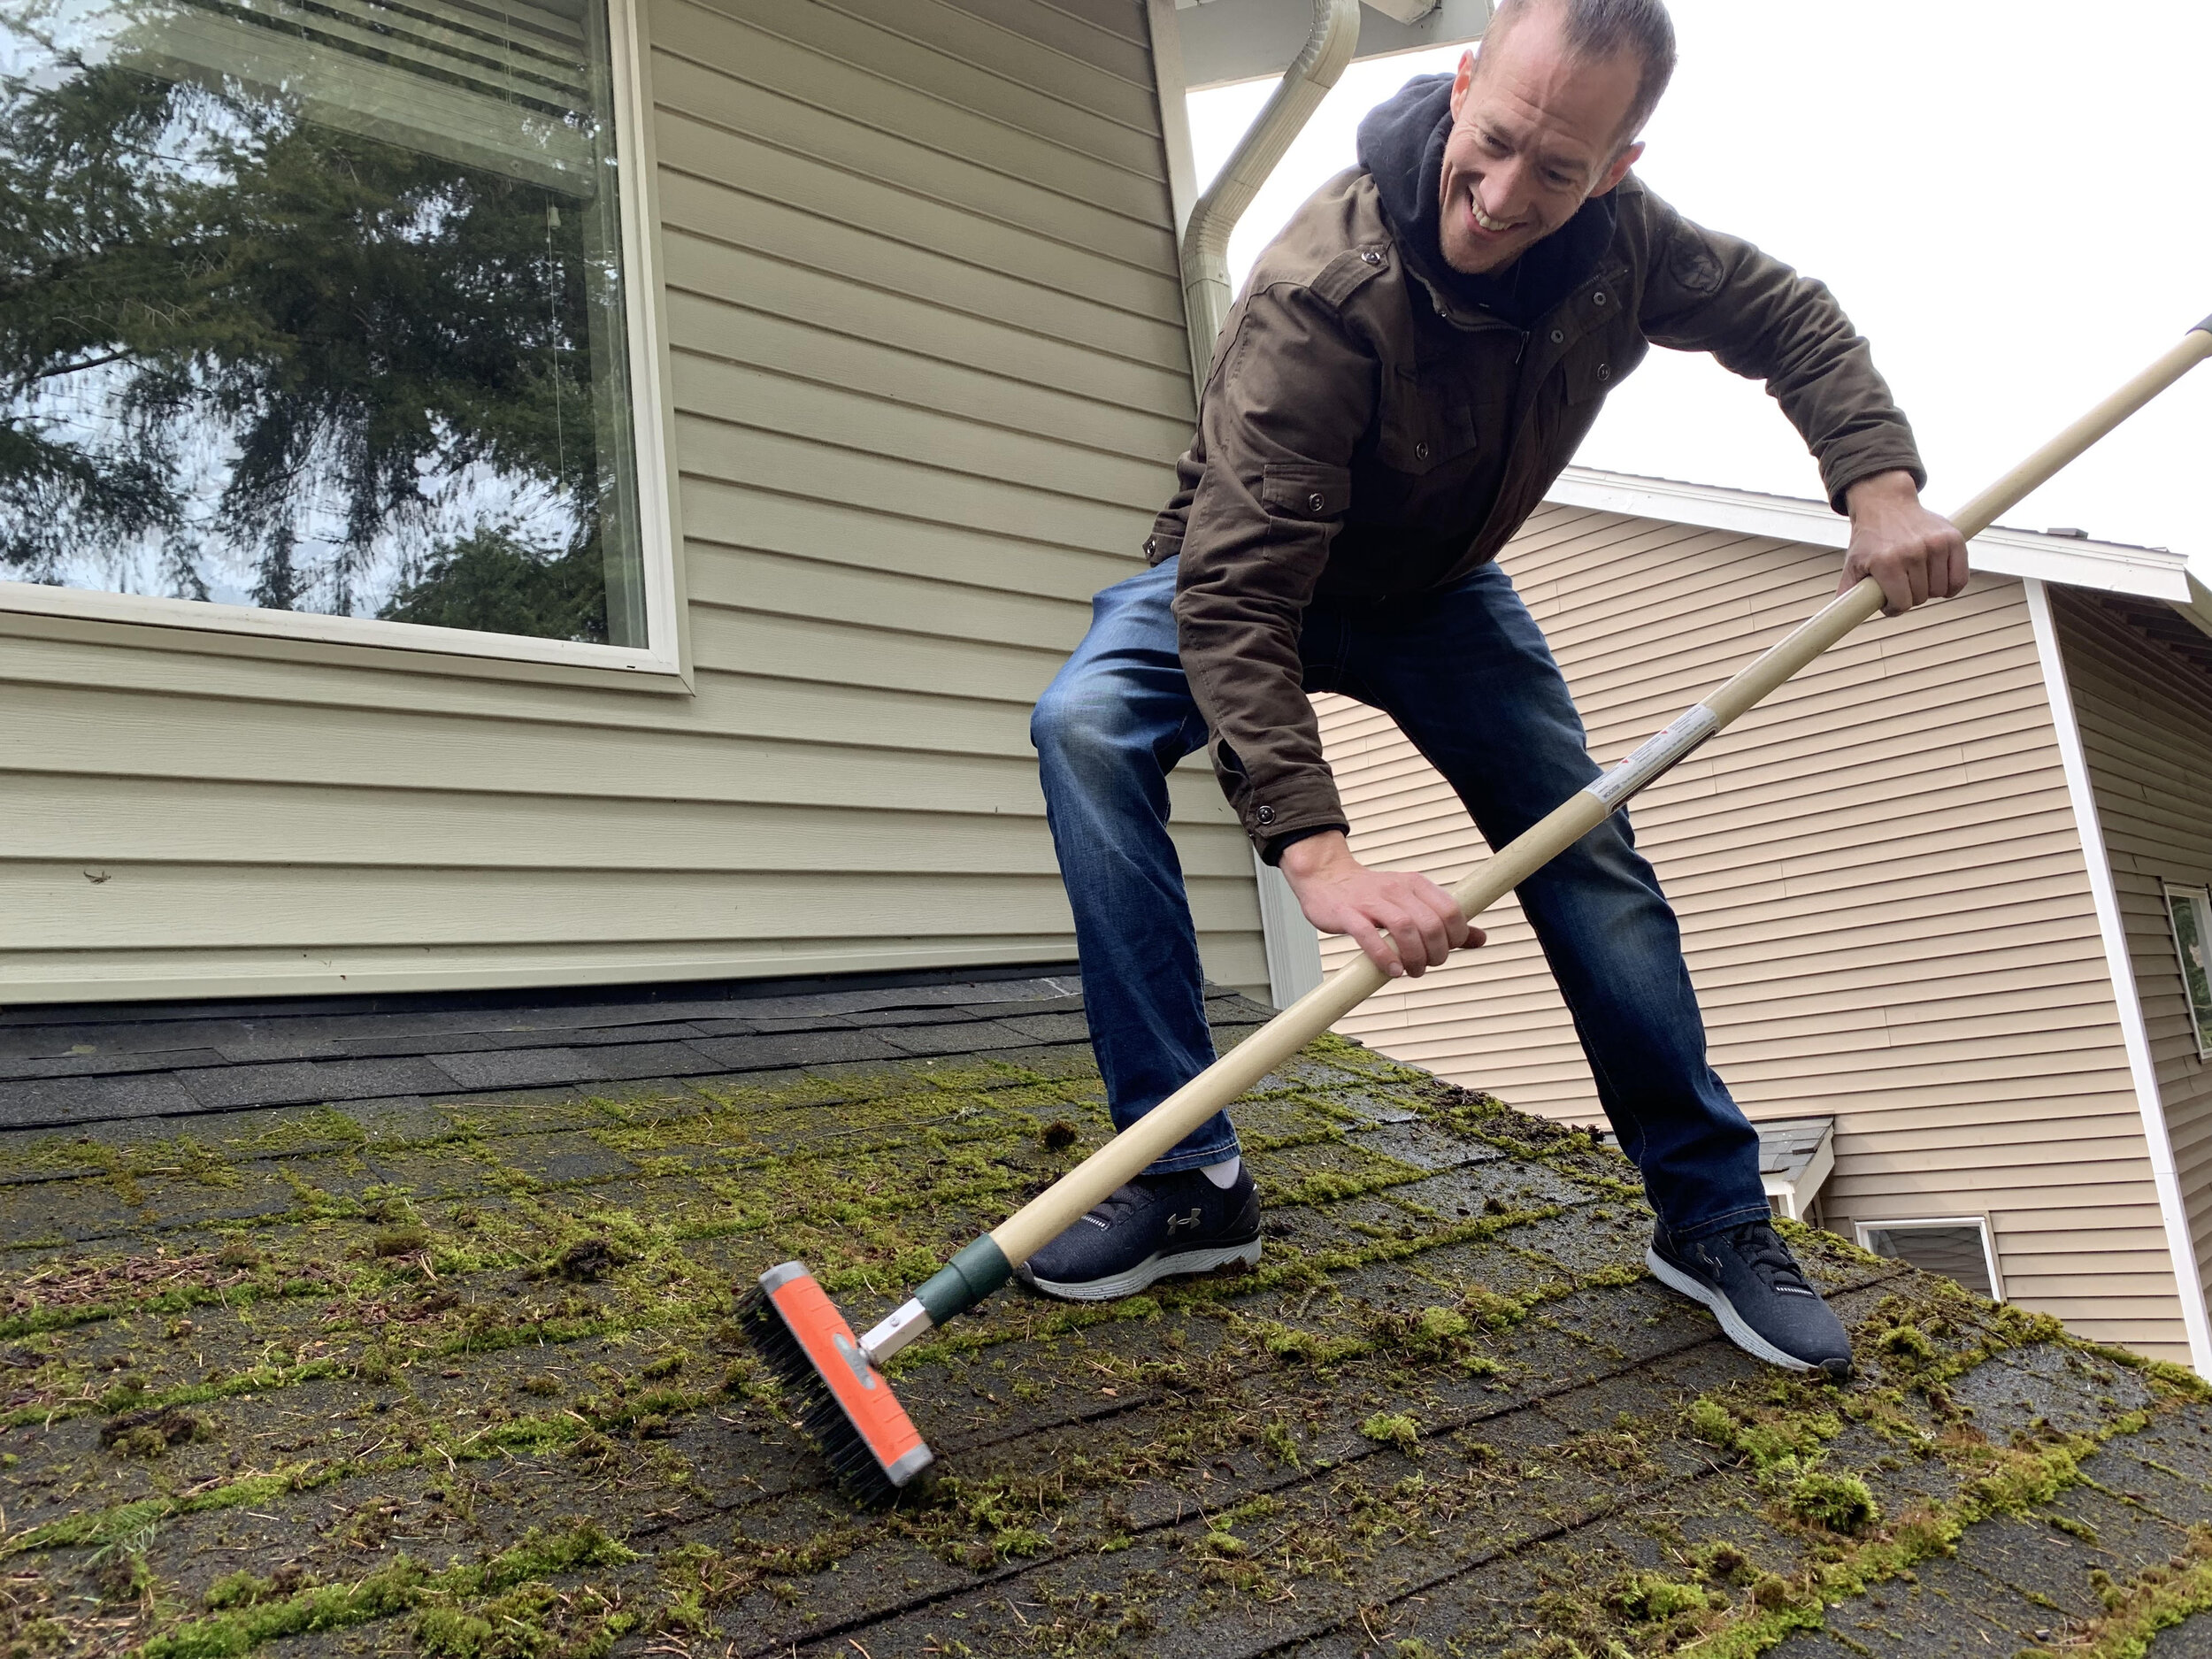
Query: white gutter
1149 0 1361 1009
2025 576 2212 1374
1547 465 2195 603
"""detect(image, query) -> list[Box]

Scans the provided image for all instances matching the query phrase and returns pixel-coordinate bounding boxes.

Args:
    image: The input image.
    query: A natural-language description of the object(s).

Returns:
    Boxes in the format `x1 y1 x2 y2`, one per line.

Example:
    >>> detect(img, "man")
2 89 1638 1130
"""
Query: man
1024 0 1967 1378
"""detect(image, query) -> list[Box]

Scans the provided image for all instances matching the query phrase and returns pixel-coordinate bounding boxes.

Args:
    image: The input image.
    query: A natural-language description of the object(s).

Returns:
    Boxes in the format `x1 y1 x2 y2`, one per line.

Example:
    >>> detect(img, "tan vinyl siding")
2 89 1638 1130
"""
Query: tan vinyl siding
1314 506 2189 1361
0 0 1267 1002
2055 589 2212 1319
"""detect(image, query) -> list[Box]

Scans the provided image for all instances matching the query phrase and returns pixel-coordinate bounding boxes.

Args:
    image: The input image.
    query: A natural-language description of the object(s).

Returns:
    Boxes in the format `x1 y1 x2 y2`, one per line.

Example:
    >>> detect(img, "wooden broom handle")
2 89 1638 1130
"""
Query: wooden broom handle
989 319 2212 1271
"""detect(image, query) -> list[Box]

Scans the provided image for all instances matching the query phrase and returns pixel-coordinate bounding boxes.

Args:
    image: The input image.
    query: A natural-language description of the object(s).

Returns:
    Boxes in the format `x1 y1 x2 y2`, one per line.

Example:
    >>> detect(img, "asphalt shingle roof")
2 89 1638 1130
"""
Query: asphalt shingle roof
1 972 2209 1656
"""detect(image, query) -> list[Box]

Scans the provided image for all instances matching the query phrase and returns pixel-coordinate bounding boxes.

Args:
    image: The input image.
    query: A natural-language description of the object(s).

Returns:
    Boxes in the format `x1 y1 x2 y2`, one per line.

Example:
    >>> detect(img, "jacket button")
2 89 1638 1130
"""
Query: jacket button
1435 301 1448 317
1361 249 1383 265
1550 328 1564 343
1308 492 1325 512
1597 363 1611 380
1144 536 1156 553
1256 805 1276 825
1593 290 1607 305
1414 442 1430 461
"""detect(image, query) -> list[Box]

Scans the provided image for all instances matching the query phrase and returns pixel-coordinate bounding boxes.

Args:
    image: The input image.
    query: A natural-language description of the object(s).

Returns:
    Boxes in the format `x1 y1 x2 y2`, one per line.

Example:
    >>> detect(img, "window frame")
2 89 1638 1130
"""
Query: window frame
0 0 686 687
2162 881 2212 1061
1855 1216 2005 1302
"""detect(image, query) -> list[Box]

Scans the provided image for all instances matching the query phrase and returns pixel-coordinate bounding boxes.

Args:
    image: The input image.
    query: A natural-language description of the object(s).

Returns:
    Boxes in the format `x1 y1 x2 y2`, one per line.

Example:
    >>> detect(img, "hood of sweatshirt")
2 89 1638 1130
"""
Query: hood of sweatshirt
1355 72 1617 329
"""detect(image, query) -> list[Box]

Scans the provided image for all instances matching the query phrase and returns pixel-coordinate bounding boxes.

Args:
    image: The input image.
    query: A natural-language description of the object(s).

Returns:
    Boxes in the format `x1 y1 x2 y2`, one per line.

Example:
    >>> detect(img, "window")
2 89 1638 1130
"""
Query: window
1856 1217 2002 1301
0 0 670 664
2165 883 2212 1059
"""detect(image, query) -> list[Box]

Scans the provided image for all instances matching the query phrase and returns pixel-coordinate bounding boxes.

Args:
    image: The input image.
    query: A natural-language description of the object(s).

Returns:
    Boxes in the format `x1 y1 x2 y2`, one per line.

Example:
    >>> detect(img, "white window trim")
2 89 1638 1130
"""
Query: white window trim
2162 879 2212 1062
1855 1216 2006 1303
0 0 686 687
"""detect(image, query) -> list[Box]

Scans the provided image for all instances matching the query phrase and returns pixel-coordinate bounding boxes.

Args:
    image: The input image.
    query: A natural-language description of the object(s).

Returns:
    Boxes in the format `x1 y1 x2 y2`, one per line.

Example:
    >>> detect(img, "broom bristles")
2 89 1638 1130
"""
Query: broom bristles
734 1279 917 1509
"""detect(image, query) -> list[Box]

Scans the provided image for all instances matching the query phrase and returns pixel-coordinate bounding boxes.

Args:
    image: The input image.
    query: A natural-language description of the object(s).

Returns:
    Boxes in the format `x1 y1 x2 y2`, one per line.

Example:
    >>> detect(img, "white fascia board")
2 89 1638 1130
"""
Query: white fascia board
1174 0 1492 91
1547 465 2194 604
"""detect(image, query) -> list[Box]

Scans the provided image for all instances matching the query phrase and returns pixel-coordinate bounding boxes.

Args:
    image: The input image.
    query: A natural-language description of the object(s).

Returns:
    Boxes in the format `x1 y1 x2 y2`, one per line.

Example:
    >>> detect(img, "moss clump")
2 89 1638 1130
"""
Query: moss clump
1608 1571 1718 1621
546 1237 614 1281
204 1571 277 1611
1360 1412 1419 1453
1784 1467 1880 1536
371 1227 429 1258
98 1405 206 1458
1373 1303 1470 1359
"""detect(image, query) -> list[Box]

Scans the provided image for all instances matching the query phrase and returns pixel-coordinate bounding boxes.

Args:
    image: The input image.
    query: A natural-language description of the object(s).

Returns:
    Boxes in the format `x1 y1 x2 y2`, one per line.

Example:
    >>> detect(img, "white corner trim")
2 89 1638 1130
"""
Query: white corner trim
1144 0 1201 242
1546 467 2193 604
1253 851 1325 1009
2026 576 2212 1373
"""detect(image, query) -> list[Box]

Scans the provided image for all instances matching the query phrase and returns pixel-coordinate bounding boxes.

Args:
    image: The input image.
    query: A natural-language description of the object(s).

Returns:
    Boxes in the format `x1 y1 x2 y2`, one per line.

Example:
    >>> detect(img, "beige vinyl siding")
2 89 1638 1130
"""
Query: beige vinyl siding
2056 589 2212 1320
1314 505 2189 1360
0 0 1268 1002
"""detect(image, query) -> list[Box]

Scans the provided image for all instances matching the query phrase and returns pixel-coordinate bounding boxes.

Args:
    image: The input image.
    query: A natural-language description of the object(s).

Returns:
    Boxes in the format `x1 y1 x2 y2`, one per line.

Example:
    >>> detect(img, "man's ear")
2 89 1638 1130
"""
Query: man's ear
1448 47 1476 119
1589 139 1644 198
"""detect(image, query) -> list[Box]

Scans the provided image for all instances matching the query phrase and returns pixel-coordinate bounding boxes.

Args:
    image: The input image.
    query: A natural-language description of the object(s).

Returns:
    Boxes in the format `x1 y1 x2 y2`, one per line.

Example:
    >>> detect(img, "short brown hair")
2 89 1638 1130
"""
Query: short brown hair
1484 0 1678 147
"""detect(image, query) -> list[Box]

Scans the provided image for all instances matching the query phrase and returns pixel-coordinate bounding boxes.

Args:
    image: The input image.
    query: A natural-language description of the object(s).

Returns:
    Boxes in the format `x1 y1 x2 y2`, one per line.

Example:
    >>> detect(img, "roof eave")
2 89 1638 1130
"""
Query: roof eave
1546 465 2194 605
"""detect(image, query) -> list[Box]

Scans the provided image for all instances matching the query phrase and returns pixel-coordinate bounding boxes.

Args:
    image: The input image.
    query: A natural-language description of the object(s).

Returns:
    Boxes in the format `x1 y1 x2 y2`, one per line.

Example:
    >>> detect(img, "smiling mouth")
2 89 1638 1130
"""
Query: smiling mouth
1469 191 1519 234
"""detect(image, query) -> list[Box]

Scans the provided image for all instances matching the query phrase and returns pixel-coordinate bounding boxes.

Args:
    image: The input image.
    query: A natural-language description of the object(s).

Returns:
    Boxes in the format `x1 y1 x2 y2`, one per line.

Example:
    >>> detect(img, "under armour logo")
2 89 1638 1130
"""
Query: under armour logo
1164 1209 1203 1235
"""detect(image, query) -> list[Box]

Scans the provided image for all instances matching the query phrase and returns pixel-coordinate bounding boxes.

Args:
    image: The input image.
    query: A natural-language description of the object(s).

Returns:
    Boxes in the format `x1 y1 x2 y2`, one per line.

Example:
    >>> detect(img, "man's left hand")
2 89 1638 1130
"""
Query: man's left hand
1840 470 1970 615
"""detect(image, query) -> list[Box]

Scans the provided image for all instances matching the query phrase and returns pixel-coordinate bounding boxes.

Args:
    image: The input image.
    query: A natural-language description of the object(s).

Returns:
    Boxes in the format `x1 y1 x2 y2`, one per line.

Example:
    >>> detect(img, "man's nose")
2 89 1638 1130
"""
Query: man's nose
1475 164 1531 225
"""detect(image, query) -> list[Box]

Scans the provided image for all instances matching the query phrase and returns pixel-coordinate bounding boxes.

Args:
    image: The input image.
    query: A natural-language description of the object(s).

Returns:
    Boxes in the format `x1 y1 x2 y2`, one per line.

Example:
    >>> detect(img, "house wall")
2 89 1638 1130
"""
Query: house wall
0 0 1269 1003
1313 505 2192 1361
2056 588 2212 1325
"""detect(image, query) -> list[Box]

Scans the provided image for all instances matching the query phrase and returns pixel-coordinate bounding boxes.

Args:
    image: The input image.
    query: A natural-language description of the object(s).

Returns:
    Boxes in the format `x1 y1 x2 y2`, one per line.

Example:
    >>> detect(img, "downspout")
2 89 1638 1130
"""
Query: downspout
1165 0 1361 1009
1177 0 1363 379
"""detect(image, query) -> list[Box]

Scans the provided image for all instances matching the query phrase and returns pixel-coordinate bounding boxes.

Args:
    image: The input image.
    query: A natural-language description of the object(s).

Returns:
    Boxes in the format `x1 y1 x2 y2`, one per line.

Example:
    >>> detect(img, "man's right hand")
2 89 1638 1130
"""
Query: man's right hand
1278 831 1481 979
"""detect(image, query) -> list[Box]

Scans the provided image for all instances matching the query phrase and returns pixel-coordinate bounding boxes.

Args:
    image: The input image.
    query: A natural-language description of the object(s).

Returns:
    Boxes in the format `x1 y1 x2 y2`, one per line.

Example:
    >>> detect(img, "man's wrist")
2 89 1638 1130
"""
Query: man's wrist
1266 824 1347 868
1843 469 1921 518
1276 828 1353 878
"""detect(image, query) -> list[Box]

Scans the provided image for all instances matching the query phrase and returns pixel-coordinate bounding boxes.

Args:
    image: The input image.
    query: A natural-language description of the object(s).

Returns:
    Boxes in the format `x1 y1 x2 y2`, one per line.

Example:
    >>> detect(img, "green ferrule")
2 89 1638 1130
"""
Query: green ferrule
915 1235 1012 1325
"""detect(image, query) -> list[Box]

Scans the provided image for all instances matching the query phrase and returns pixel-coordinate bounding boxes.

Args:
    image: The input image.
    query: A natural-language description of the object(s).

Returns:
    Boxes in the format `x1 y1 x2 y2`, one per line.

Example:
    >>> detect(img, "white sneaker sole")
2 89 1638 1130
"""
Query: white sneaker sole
1022 1238 1263 1303
1645 1245 1816 1372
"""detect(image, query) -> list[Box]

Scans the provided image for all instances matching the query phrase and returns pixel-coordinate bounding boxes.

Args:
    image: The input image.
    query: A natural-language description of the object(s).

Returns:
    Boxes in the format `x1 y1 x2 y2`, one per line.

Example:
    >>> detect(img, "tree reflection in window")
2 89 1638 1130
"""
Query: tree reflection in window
0 0 647 645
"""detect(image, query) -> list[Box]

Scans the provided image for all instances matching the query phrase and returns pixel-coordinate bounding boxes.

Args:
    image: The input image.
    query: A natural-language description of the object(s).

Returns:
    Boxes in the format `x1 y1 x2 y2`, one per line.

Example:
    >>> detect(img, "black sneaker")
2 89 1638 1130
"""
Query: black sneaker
1647 1219 1853 1379
1018 1166 1262 1302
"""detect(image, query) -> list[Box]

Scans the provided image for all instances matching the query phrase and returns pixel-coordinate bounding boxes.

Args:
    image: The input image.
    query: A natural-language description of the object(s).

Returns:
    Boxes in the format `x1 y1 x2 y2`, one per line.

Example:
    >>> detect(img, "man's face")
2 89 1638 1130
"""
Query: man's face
1436 10 1646 275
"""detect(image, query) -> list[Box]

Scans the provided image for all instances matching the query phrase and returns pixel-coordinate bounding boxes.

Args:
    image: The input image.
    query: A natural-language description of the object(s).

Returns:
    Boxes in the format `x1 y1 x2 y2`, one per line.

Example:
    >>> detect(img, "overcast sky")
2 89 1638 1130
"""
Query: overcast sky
1187 1 2212 580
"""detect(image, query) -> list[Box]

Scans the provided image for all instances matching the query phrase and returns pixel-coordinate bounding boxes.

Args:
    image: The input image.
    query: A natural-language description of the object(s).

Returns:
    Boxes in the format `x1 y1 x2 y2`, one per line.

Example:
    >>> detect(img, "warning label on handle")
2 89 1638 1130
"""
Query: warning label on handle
1588 703 1720 808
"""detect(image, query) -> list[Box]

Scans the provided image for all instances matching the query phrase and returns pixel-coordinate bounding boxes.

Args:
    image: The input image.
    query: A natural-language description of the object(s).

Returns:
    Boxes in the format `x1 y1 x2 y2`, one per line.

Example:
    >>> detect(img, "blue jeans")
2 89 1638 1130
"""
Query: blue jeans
1030 557 1770 1242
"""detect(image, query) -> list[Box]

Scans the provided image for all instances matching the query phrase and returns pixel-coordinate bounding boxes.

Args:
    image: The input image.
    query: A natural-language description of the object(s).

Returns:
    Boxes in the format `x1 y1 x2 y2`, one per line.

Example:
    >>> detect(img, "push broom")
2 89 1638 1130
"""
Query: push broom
741 314 2212 1506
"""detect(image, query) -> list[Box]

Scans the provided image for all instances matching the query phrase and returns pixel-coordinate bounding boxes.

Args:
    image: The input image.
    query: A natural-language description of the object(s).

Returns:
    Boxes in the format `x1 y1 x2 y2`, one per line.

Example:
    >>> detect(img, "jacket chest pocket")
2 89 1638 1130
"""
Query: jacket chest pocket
1560 326 1647 405
1377 362 1484 477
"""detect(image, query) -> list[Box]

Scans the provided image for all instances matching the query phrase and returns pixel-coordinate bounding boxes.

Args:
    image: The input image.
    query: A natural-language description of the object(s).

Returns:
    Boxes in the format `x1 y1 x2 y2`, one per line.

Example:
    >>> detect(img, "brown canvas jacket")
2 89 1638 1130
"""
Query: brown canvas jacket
1150 168 1925 857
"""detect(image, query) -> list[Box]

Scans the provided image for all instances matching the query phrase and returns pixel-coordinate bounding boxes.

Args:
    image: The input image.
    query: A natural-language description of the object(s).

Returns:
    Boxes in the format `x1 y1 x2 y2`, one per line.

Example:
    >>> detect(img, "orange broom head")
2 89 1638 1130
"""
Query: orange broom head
739 1261 933 1505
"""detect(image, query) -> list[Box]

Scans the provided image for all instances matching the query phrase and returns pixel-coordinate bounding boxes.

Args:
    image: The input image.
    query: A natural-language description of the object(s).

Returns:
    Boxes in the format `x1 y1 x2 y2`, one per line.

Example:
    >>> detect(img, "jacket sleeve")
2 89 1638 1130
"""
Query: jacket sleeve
1173 277 1381 857
1638 194 1925 512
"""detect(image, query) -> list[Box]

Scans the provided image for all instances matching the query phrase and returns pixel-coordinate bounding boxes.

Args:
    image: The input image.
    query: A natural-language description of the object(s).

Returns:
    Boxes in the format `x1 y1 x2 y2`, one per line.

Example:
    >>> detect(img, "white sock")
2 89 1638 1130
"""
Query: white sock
1200 1156 1241 1189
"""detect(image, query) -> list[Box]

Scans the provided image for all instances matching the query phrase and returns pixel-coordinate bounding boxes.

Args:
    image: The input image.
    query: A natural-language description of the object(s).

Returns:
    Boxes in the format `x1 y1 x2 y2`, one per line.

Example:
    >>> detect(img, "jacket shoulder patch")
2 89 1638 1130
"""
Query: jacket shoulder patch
1664 227 1724 296
1310 245 1390 310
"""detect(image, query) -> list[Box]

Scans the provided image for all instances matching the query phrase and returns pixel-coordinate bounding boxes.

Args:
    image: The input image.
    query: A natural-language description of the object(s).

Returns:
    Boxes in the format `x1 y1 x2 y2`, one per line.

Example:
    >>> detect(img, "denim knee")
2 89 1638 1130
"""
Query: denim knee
1032 676 1144 782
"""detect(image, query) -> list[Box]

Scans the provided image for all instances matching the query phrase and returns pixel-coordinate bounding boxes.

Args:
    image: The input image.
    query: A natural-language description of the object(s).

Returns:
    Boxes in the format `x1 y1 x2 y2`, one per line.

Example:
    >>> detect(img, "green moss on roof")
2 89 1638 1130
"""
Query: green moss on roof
0 1027 2208 1656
